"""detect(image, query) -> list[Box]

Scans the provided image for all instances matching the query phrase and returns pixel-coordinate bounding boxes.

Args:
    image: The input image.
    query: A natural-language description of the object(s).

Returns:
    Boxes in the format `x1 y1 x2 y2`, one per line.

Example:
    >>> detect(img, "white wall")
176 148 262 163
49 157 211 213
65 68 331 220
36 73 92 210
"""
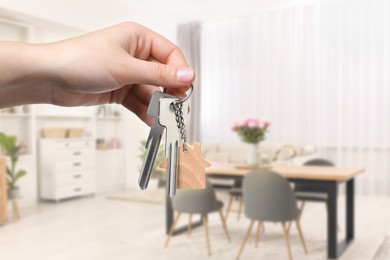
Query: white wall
0 0 178 42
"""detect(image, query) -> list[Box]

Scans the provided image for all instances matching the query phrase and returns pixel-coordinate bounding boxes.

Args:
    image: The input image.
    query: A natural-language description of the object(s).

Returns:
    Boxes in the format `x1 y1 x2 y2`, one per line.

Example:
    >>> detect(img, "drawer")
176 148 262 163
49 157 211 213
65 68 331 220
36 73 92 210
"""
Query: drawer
57 149 95 161
55 170 95 185
54 140 95 150
57 183 95 200
54 159 96 172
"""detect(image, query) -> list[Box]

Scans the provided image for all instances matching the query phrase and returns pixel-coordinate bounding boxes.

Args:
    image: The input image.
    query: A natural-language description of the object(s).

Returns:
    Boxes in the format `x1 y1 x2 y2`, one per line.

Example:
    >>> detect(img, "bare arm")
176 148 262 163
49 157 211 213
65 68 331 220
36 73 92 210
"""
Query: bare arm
0 22 195 124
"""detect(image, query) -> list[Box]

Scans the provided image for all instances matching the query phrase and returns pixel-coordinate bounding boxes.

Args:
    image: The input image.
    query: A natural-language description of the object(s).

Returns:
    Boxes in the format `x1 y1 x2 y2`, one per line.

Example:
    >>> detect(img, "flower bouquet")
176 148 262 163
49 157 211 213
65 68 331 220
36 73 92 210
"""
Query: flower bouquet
232 117 271 165
231 117 271 144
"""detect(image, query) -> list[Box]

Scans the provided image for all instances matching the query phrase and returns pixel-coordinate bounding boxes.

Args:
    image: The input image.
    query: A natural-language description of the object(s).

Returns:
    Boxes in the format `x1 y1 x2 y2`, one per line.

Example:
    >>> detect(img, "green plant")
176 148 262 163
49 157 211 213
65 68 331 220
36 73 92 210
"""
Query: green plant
138 140 165 179
0 132 27 190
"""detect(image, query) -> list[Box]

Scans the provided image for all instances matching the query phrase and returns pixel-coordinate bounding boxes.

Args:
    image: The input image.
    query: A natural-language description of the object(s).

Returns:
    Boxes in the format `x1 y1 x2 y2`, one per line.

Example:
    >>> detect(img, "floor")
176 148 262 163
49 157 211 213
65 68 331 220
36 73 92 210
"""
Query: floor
0 192 389 260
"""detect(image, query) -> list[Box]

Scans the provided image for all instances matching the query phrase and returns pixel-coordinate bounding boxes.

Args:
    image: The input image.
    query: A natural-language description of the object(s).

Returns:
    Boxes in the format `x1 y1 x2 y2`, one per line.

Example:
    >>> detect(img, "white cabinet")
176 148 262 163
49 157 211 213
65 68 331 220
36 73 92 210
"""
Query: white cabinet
39 138 96 201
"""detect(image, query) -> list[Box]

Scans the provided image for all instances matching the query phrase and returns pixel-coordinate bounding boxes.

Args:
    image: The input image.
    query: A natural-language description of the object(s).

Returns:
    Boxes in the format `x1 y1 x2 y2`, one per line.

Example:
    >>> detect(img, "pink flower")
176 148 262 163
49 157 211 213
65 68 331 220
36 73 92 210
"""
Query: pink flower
231 122 239 131
258 119 265 129
237 120 245 127
232 117 271 131
264 120 271 128
247 119 258 128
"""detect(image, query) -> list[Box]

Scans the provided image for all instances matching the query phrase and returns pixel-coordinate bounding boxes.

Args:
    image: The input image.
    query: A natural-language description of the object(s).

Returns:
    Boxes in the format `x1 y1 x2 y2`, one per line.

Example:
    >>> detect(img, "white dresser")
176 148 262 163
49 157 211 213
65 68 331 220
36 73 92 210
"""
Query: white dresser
39 138 96 201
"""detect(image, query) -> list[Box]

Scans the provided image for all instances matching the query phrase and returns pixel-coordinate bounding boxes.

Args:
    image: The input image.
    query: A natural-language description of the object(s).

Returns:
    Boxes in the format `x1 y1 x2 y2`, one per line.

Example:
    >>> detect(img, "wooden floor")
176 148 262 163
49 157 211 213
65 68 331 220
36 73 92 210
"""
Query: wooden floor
0 192 389 260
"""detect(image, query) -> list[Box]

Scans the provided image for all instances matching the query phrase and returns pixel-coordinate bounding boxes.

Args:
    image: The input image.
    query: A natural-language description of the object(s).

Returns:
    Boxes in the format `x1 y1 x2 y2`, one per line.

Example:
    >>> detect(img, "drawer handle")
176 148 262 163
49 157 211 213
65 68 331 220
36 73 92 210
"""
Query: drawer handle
74 188 82 192
73 162 82 167
73 151 81 156
73 174 82 179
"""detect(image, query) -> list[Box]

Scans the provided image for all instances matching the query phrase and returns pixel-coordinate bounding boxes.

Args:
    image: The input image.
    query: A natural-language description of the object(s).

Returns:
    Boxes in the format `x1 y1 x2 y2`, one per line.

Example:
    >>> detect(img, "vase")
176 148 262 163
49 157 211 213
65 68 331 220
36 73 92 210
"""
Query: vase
7 187 21 200
246 143 259 165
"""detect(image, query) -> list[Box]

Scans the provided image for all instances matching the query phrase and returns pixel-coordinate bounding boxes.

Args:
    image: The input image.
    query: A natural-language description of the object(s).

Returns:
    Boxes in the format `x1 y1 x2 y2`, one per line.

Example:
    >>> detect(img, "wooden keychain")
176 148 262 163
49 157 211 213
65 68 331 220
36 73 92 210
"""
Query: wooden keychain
160 142 210 189
160 86 210 189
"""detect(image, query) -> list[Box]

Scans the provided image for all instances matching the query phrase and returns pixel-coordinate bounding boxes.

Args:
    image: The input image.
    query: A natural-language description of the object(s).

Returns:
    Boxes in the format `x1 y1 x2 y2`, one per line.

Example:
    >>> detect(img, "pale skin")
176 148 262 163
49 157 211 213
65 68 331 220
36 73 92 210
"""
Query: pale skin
0 22 195 125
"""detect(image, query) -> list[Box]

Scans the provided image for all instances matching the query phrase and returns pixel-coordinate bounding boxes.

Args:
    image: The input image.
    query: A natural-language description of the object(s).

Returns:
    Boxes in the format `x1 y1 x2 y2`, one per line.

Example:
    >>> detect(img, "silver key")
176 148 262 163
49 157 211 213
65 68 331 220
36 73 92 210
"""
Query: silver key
138 92 175 190
159 97 180 197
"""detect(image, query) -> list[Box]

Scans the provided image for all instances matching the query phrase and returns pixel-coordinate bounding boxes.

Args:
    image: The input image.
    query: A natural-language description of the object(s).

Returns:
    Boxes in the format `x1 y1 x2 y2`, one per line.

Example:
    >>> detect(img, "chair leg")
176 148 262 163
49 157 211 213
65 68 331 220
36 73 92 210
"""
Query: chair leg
188 214 192 237
286 221 292 234
299 200 305 220
281 222 293 260
236 220 255 259
255 221 263 248
164 212 181 248
262 222 265 233
295 220 308 254
288 200 305 233
219 210 231 243
237 196 244 221
203 214 212 256
225 195 234 221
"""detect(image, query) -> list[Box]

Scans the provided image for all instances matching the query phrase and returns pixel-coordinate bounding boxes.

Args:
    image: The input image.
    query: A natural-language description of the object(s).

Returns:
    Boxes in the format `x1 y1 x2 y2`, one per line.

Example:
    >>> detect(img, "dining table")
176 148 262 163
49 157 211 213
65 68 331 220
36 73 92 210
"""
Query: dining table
165 162 364 259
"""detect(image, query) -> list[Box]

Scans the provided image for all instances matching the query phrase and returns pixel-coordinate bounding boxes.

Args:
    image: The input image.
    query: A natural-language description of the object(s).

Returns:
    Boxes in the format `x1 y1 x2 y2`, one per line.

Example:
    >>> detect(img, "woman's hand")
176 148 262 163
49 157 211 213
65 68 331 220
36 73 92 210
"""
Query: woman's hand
0 22 194 125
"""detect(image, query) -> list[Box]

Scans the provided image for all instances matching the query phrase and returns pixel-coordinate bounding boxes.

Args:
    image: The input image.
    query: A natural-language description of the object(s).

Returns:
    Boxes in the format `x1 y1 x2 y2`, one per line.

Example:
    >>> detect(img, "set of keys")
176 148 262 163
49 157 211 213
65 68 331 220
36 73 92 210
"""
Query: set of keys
138 87 192 197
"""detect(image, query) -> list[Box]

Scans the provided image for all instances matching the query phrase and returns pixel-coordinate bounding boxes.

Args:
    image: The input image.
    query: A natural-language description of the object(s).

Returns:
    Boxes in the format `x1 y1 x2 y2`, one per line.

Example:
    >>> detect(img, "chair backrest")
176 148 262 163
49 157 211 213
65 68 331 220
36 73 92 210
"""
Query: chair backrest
303 158 334 167
172 178 219 214
296 158 335 191
243 170 299 222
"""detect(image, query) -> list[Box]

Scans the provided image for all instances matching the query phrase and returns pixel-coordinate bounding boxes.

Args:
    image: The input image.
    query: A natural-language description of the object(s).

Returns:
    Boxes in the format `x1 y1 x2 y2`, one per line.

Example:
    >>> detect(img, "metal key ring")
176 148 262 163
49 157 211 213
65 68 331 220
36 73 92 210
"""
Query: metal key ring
175 84 194 105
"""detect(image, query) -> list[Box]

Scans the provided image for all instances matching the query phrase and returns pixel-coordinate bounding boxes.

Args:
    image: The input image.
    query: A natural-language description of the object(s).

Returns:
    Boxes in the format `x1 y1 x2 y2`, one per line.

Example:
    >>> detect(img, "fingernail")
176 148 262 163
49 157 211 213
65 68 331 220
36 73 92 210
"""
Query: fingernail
176 68 194 82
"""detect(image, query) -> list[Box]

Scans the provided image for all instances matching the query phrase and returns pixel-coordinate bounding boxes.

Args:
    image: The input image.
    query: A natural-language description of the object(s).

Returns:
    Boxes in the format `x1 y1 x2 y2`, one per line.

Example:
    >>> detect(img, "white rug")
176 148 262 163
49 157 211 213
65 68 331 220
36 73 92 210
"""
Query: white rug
109 191 390 259
122 214 382 260
373 236 390 260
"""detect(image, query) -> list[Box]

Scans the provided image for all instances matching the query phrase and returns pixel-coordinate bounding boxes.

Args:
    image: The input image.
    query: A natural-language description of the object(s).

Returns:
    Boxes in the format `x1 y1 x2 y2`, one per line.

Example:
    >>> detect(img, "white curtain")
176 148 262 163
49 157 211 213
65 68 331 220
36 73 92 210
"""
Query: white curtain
199 0 390 195
177 23 202 143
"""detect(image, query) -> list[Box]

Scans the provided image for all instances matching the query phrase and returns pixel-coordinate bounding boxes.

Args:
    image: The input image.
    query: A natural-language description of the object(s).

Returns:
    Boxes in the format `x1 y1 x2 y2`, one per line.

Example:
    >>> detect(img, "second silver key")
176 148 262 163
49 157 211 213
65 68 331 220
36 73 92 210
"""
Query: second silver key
159 97 180 197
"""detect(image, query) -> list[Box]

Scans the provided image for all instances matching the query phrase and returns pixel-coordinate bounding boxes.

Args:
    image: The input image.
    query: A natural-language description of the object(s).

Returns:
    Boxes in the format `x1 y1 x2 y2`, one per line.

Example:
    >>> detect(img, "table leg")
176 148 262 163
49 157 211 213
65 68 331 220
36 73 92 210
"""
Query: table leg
346 179 354 241
327 181 338 259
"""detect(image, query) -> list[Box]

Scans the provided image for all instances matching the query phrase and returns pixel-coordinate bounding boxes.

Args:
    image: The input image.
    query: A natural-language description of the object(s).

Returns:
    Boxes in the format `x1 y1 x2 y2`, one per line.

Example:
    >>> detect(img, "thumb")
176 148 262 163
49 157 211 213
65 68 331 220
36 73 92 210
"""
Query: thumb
128 59 194 87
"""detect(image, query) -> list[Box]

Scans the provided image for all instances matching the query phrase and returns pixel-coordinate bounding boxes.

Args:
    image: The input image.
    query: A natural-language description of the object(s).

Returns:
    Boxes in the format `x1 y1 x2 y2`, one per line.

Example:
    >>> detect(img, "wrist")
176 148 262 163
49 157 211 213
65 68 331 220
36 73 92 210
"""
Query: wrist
0 42 52 107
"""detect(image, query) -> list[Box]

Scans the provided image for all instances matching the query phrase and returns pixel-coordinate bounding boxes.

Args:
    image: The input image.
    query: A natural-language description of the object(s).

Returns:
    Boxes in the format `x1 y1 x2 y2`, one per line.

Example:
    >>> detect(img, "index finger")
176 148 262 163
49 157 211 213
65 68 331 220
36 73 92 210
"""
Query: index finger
134 23 189 68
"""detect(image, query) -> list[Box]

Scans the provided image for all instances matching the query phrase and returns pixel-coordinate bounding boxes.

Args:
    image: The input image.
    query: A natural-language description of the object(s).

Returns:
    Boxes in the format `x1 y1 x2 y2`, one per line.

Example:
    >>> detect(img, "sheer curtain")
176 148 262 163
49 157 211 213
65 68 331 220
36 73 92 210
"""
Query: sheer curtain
177 23 202 143
198 0 390 195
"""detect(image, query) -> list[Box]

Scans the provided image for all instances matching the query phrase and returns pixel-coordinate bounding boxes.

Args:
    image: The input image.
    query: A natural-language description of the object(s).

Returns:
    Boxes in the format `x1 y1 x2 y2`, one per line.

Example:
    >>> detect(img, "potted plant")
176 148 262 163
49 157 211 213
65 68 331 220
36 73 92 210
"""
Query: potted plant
0 132 27 200
231 117 271 165
138 140 165 188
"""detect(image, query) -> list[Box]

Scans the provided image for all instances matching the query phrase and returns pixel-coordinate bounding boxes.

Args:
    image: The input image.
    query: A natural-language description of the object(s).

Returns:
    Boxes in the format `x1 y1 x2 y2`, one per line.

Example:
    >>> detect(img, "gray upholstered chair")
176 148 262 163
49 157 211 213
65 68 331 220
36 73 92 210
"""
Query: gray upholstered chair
295 158 334 204
237 170 308 260
164 179 231 256
293 158 339 231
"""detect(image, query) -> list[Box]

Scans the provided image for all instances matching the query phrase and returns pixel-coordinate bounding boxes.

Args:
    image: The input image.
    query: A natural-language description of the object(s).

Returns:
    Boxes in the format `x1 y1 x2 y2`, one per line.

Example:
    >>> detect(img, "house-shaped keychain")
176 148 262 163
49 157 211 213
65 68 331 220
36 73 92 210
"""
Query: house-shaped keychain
160 143 211 189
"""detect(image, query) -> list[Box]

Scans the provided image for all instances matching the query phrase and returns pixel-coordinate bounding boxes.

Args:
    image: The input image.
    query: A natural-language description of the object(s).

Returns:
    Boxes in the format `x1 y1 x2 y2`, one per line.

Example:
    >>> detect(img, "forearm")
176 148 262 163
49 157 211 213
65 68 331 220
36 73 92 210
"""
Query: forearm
0 23 194 117
0 42 51 108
